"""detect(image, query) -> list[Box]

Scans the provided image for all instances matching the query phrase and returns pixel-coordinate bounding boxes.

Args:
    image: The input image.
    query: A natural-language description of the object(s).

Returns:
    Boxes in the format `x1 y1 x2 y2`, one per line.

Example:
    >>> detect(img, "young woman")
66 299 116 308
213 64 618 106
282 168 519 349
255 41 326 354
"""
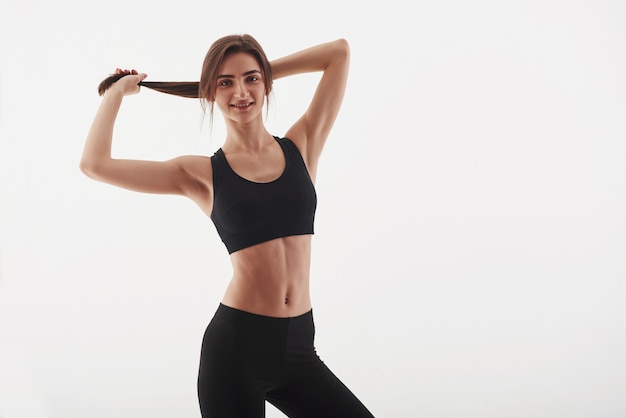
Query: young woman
81 34 374 417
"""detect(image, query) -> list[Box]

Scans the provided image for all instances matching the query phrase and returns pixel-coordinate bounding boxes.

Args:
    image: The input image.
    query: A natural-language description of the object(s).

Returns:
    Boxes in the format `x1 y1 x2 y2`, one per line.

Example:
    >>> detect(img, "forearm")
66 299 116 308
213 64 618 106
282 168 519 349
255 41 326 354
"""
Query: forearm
271 39 349 80
80 90 124 174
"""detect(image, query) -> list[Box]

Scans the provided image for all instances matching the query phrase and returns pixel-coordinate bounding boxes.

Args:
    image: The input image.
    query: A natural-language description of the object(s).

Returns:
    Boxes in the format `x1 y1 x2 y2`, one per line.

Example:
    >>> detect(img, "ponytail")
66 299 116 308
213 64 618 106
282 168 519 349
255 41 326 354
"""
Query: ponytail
97 73 200 98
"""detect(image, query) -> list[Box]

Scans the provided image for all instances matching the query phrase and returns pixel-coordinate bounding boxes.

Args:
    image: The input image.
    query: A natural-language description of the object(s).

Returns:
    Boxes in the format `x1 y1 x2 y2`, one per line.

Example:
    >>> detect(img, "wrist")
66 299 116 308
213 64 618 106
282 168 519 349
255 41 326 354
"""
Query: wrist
102 85 125 100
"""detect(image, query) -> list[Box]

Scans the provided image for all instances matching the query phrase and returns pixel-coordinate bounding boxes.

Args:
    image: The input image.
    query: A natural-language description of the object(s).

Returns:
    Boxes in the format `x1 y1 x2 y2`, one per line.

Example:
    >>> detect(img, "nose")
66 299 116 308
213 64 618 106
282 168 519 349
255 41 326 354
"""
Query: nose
234 81 249 99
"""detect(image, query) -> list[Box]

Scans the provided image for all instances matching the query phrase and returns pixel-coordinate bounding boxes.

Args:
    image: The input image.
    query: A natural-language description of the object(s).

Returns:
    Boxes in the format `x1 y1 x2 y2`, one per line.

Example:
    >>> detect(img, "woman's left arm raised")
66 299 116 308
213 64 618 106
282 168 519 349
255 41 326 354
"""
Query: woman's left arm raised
272 39 350 178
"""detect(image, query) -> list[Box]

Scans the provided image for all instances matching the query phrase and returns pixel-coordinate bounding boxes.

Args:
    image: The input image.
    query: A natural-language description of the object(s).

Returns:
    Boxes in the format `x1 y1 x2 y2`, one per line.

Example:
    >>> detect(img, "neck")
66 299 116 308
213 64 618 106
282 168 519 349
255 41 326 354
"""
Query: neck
223 116 273 152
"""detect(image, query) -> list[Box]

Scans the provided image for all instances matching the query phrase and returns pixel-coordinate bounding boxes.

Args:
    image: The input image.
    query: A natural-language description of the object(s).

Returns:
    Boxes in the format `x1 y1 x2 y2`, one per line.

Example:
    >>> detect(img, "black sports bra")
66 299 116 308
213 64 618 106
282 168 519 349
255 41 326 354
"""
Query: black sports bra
210 137 317 254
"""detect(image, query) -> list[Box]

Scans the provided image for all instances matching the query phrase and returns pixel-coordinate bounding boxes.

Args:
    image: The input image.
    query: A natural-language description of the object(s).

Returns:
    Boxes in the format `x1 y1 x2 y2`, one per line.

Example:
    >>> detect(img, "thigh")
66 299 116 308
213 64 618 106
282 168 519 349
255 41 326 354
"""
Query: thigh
197 315 265 418
266 361 374 418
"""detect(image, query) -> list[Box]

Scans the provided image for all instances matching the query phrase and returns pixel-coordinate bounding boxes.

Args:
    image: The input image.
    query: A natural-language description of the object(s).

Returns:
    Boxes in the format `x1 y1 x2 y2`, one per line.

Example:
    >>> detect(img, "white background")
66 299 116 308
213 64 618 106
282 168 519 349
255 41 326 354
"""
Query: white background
1 1 625 417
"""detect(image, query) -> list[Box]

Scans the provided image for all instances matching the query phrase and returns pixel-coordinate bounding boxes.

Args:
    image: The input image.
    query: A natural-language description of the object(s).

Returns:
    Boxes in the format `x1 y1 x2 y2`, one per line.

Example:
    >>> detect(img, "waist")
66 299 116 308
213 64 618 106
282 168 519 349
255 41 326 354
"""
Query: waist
222 236 312 317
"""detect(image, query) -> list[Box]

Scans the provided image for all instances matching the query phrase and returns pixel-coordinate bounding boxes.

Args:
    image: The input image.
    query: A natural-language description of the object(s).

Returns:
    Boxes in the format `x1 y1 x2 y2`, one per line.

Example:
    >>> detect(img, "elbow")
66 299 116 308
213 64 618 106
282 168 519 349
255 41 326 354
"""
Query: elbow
79 158 102 180
79 159 95 179
336 38 349 52
333 38 350 58
332 39 350 65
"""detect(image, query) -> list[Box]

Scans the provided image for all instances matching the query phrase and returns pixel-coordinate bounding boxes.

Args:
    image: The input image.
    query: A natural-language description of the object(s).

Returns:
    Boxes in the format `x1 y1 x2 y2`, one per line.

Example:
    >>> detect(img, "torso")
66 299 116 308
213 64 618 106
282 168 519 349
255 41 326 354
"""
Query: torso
184 136 315 318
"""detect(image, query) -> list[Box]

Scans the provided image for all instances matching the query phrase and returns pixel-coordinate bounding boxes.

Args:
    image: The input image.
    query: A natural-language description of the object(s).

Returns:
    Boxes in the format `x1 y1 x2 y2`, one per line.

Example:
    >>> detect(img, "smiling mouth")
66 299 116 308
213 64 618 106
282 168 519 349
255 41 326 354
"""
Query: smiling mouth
231 102 254 109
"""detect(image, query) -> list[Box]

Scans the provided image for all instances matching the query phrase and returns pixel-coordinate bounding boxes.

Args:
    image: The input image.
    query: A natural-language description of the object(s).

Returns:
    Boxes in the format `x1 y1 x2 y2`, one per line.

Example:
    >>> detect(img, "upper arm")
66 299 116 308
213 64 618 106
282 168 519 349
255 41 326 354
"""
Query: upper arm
284 39 350 171
80 155 212 201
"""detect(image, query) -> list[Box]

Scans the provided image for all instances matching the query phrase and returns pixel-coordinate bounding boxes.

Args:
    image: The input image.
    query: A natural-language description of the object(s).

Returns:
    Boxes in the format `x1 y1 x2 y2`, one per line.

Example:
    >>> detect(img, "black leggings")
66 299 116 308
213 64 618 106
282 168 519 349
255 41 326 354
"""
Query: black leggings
197 304 374 418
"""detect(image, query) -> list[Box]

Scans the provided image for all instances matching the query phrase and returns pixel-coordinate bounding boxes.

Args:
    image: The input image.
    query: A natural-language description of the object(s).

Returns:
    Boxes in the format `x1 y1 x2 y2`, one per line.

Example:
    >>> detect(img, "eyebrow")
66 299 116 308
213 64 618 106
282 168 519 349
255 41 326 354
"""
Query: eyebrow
216 69 262 79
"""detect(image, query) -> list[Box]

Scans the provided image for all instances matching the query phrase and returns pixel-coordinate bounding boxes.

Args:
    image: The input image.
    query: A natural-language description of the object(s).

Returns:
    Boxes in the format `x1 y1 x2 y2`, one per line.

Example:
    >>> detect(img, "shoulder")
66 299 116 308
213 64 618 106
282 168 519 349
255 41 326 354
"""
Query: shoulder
174 154 213 172
172 154 214 192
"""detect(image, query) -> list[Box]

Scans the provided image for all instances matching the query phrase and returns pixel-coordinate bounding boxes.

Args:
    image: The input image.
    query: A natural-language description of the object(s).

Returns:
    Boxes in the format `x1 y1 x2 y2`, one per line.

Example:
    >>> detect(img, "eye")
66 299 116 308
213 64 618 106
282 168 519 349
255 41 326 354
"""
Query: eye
247 75 259 82
218 79 232 87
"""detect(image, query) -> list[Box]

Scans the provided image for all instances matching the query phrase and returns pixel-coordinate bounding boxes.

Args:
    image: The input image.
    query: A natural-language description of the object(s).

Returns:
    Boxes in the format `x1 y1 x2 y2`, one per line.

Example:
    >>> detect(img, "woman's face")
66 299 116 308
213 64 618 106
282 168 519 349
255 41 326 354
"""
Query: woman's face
214 52 266 124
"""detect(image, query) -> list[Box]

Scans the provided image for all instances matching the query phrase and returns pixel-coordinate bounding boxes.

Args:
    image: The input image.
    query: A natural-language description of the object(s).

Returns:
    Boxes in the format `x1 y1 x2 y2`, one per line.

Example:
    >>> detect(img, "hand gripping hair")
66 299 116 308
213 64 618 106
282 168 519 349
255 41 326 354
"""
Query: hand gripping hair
97 74 200 98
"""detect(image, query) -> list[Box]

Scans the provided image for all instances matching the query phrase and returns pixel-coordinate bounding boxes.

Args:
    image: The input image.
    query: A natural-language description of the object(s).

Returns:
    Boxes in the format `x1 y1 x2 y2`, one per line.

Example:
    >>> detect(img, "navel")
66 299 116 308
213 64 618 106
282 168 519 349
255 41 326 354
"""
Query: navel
284 296 289 305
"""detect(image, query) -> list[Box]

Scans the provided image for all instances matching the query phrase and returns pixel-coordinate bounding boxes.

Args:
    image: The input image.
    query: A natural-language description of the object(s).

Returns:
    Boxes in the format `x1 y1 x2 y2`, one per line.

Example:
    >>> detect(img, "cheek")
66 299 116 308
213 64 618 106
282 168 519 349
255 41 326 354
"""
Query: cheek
214 91 230 105
214 96 230 113
254 87 267 102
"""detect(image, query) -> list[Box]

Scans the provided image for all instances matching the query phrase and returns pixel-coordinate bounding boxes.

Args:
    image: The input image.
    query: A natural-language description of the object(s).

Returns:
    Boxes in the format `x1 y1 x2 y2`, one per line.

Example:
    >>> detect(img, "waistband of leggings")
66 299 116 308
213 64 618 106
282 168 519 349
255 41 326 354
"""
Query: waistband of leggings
214 303 313 326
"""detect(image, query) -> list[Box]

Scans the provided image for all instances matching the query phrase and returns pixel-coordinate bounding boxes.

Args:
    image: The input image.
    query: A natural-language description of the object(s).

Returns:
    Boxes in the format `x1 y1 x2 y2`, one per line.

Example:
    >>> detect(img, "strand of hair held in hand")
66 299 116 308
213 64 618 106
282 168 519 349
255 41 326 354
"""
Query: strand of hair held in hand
97 73 200 98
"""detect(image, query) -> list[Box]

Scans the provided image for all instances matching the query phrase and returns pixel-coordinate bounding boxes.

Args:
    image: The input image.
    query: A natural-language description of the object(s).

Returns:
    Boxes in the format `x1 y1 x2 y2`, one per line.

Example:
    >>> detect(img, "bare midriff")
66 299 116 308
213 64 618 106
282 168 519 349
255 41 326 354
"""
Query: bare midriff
221 234 313 318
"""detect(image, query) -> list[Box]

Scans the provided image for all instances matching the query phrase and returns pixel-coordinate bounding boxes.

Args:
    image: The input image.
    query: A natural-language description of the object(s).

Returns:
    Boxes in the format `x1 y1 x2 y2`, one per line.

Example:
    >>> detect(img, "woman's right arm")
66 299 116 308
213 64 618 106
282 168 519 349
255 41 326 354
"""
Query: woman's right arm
80 69 209 199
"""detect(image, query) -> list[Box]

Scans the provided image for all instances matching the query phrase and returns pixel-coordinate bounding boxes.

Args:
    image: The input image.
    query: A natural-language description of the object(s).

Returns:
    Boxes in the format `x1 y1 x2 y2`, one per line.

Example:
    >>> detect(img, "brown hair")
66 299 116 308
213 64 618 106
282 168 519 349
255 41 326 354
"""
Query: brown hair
97 34 273 124
97 76 200 97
